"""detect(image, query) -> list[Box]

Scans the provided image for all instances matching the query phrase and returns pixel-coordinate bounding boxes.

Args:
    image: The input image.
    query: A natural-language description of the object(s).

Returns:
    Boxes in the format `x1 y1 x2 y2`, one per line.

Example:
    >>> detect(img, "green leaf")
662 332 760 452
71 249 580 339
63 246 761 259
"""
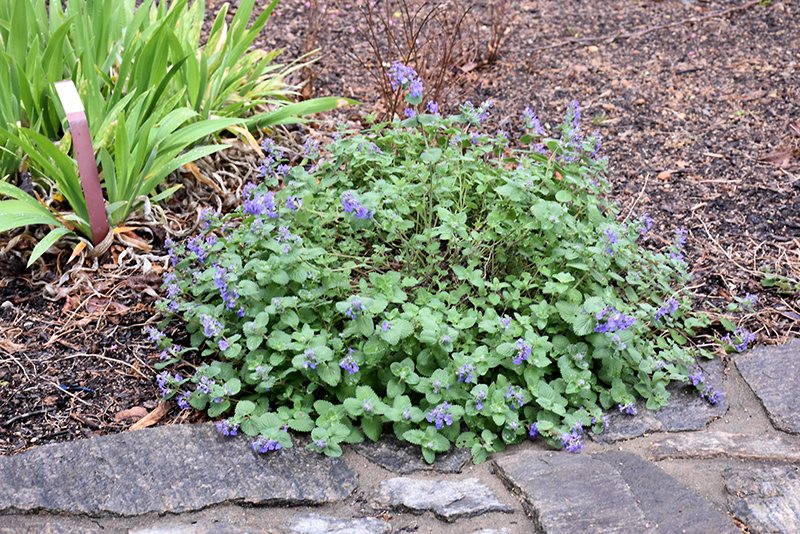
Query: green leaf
235 400 256 418
420 147 442 164
361 416 383 442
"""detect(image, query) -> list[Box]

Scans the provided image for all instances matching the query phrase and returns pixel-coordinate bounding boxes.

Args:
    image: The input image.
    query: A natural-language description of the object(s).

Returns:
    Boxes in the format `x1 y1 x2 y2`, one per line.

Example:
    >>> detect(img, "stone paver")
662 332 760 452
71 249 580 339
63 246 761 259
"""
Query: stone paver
494 450 652 533
649 431 800 461
597 451 738 534
735 339 800 434
494 449 738 534
130 524 270 534
368 477 514 522
282 514 391 534
351 434 470 473
593 361 727 444
0 423 357 517
0 527 102 534
724 465 800 534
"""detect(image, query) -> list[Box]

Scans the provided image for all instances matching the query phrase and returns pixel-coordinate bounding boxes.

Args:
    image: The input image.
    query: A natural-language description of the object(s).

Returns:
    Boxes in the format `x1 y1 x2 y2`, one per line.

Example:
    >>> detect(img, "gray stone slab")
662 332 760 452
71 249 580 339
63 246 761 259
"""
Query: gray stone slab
736 340 800 434
493 450 654 533
282 514 391 534
470 530 512 534
351 435 470 474
0 423 358 517
0 527 101 534
592 360 727 444
130 522 271 534
725 465 800 534
597 451 739 534
649 431 800 461
368 477 513 522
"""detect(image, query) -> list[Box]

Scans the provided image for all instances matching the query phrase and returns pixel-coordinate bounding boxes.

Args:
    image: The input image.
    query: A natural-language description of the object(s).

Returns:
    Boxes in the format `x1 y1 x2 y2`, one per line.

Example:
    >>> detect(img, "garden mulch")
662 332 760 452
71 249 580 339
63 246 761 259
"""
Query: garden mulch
0 0 798 465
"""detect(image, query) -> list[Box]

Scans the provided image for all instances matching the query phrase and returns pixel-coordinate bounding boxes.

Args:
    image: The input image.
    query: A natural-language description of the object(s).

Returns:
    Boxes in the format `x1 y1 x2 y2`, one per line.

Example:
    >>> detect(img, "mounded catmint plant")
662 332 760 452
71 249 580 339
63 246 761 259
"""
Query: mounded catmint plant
152 64 711 463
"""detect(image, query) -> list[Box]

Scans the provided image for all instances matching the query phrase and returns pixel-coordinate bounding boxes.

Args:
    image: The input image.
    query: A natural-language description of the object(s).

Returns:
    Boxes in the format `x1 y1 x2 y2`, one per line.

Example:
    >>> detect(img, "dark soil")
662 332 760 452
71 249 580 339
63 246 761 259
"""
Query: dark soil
1 0 798 454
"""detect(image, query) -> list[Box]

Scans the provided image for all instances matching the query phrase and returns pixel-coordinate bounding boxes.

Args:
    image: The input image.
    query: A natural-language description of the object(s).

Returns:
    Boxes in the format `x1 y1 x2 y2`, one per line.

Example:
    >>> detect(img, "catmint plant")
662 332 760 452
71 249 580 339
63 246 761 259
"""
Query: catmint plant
153 97 706 462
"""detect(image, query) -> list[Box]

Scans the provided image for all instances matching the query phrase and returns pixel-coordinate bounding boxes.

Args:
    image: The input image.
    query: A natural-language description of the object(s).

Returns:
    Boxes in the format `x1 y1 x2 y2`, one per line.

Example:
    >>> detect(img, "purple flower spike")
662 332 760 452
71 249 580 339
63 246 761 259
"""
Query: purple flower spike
561 424 584 453
426 402 454 430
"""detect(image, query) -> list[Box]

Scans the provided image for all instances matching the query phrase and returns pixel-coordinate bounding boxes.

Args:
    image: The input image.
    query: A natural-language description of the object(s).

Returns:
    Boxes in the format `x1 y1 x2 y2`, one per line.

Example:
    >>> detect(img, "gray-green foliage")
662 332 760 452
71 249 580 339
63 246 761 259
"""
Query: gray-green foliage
154 102 703 463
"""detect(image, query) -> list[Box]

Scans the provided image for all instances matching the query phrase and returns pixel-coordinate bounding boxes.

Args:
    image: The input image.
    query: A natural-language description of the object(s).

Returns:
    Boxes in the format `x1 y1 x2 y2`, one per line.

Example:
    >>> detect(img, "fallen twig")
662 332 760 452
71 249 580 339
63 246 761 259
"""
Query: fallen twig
2 408 53 427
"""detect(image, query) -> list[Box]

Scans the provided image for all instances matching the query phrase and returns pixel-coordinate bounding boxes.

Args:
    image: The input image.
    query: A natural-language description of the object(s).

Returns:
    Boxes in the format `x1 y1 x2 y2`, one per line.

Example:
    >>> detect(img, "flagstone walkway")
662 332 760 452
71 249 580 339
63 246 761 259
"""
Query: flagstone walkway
1 340 799 534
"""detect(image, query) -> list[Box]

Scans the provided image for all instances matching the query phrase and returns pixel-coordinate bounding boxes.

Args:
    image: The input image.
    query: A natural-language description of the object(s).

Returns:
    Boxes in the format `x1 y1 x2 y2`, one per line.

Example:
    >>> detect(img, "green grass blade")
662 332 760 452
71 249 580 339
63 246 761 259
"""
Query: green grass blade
27 226 73 266
0 200 62 232
245 97 360 129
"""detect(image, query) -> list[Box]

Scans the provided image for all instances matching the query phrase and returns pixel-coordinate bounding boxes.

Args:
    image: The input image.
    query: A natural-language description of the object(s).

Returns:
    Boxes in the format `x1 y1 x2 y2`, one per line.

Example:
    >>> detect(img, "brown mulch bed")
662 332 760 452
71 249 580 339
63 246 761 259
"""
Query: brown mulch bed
1 0 798 455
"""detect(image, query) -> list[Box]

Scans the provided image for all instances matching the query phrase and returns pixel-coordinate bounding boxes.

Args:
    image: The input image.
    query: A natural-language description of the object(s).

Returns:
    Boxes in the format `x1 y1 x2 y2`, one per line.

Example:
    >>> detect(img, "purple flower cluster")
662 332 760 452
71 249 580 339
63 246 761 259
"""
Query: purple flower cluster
561 424 585 453
213 263 240 311
404 107 416 118
252 436 282 453
655 298 679 320
362 399 374 413
640 213 654 235
474 389 487 410
722 327 756 352
689 370 705 386
675 226 688 248
602 227 618 256
344 299 365 320
340 349 360 374
176 392 190 410
699 385 723 404
514 339 531 365
461 99 494 125
440 334 451 345
589 130 602 160
258 138 290 180
529 422 538 439
303 138 320 159
431 379 448 395
426 100 439 114
594 306 636 334
165 238 179 267
522 107 546 136
196 375 216 395
156 371 174 397
457 363 476 384
402 406 413 420
357 141 382 154
303 348 317 370
216 419 239 436
314 439 327 450
618 402 637 415
286 196 303 214
506 386 526 409
186 235 206 264
381 320 392 332
146 326 165 344
500 316 512 329
387 62 419 90
558 100 584 162
243 184 279 219
426 402 454 430
164 273 181 313
201 315 223 337
744 293 759 308
340 191 373 219
592 415 610 429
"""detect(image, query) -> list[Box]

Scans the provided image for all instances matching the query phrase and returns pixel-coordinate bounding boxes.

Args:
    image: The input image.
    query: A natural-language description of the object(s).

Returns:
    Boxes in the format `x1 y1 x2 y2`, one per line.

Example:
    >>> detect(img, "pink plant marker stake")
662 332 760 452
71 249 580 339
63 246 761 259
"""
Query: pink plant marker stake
54 80 109 247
